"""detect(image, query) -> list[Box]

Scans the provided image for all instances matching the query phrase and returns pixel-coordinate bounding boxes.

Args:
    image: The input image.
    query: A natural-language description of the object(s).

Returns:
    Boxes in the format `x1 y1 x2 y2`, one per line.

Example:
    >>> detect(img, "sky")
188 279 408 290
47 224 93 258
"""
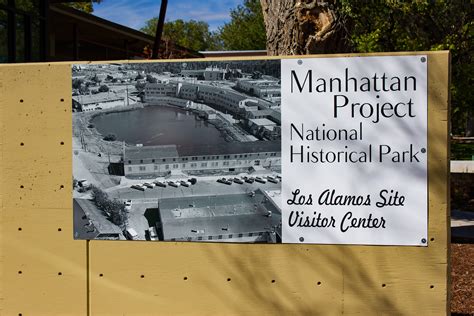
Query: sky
92 0 243 32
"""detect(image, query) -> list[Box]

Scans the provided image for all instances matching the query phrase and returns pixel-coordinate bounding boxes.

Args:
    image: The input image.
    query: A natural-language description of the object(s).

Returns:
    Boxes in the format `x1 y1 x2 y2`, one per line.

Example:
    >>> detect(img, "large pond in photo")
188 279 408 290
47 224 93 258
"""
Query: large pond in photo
91 106 227 146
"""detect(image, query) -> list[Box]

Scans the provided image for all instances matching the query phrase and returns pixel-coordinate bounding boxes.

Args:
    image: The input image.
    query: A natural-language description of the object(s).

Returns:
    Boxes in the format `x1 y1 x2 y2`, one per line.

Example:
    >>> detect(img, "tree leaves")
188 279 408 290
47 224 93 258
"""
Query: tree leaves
340 0 473 135
91 185 128 228
63 1 102 13
140 0 266 51
219 0 266 50
141 18 221 51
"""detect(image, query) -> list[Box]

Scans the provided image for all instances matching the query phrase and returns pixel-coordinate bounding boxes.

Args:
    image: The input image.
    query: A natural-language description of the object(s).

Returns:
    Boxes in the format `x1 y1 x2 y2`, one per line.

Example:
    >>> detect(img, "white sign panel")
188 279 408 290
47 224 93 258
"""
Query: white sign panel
281 55 428 245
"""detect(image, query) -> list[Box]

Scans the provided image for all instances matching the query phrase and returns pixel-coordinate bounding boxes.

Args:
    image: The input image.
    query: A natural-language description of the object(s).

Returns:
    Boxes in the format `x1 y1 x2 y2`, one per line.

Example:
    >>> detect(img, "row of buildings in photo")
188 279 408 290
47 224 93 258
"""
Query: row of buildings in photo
143 77 281 139
123 141 281 177
72 65 282 178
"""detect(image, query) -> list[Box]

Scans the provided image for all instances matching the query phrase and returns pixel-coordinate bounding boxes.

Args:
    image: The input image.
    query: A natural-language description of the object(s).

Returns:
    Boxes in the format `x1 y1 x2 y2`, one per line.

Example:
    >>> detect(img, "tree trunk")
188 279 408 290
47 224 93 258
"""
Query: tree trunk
260 0 350 56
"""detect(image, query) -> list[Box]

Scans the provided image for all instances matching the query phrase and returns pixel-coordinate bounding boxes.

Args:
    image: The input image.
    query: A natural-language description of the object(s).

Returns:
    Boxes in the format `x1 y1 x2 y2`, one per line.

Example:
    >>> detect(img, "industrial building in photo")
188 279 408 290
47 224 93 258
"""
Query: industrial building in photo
148 189 282 243
123 141 281 177
236 78 282 105
72 92 125 112
143 78 282 140
144 80 279 113
180 67 228 81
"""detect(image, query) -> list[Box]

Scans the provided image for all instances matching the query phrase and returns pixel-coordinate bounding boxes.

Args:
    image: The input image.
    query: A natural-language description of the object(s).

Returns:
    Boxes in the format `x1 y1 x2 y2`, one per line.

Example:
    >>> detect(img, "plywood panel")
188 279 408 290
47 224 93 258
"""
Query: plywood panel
87 52 450 315
0 51 450 315
0 64 88 315
89 242 345 315
1 208 87 315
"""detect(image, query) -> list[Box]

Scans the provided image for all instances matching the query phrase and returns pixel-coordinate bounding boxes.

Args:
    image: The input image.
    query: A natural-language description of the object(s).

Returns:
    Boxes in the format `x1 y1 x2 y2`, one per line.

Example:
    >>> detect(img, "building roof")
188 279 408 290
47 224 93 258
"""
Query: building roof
158 192 281 240
205 67 225 72
175 140 280 157
239 78 280 85
145 82 177 88
72 92 124 105
247 109 273 116
162 214 279 240
181 69 205 74
50 4 203 61
199 50 267 58
249 118 277 126
124 140 280 161
124 145 179 161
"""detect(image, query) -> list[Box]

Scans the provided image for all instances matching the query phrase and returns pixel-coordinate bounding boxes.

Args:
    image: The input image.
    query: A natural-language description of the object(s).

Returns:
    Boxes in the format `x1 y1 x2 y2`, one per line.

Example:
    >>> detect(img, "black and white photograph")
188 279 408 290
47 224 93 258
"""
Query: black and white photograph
72 59 282 242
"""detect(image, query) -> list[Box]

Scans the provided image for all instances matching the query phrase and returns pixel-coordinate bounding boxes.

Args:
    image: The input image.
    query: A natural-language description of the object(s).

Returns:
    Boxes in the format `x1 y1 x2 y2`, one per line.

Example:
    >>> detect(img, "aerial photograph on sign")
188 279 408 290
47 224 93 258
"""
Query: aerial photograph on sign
72 59 282 243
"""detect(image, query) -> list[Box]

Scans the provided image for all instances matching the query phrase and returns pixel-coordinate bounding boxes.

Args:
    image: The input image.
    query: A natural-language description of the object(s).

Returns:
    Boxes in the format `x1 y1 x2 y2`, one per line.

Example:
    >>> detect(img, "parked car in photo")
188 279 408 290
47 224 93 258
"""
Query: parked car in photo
217 178 232 185
233 178 244 184
168 181 180 188
267 176 278 183
124 200 132 211
131 184 145 191
124 228 138 240
143 182 155 188
153 180 167 187
255 177 267 184
244 176 255 184
180 180 190 187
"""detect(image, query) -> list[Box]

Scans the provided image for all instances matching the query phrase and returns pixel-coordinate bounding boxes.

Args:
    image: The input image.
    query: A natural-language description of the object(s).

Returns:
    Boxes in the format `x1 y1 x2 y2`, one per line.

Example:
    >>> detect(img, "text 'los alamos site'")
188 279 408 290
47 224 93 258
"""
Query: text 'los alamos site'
281 56 427 245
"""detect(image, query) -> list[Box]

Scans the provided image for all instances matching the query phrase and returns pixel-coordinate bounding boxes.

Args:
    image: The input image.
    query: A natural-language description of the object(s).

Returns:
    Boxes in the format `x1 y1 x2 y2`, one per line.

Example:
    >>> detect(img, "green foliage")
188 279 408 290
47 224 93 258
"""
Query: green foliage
140 18 157 35
72 78 83 89
91 74 101 83
98 84 109 92
218 0 266 50
135 81 146 91
340 1 473 135
64 1 102 13
103 133 116 141
140 0 265 51
72 78 89 94
91 185 128 228
141 19 222 51
146 74 157 83
451 143 474 160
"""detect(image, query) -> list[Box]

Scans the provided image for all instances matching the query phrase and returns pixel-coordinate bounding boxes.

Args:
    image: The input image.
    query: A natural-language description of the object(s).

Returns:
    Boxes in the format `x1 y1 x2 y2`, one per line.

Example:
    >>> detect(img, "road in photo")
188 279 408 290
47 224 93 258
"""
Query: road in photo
72 60 282 243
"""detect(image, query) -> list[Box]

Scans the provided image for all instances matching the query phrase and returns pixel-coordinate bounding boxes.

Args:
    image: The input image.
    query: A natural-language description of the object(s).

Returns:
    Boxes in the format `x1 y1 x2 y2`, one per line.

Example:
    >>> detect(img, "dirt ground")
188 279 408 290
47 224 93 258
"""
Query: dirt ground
451 243 474 315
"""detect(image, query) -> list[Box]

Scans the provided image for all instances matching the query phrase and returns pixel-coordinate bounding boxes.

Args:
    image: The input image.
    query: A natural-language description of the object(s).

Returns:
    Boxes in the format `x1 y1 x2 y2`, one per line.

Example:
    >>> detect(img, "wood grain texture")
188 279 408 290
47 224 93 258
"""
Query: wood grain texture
0 52 450 315
0 64 88 316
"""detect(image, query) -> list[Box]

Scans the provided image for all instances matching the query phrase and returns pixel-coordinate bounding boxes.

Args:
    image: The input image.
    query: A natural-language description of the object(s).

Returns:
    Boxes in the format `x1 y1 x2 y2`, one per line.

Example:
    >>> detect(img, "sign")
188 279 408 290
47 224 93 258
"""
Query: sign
71 56 428 246
281 56 428 245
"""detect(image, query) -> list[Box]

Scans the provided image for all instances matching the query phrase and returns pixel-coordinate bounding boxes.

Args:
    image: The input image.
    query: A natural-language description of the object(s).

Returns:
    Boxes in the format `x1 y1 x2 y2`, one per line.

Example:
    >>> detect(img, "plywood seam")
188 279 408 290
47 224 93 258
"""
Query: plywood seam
87 240 90 316
0 68 5 313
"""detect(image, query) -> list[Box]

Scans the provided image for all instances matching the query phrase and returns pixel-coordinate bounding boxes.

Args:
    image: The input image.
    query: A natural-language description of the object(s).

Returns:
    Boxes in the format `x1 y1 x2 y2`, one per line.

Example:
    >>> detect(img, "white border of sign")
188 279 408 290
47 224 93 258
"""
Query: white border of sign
281 55 428 246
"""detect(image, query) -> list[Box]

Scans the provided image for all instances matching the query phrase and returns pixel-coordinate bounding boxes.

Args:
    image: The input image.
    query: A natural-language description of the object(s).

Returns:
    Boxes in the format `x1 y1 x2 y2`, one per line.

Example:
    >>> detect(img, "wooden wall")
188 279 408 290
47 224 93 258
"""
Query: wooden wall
0 51 450 315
